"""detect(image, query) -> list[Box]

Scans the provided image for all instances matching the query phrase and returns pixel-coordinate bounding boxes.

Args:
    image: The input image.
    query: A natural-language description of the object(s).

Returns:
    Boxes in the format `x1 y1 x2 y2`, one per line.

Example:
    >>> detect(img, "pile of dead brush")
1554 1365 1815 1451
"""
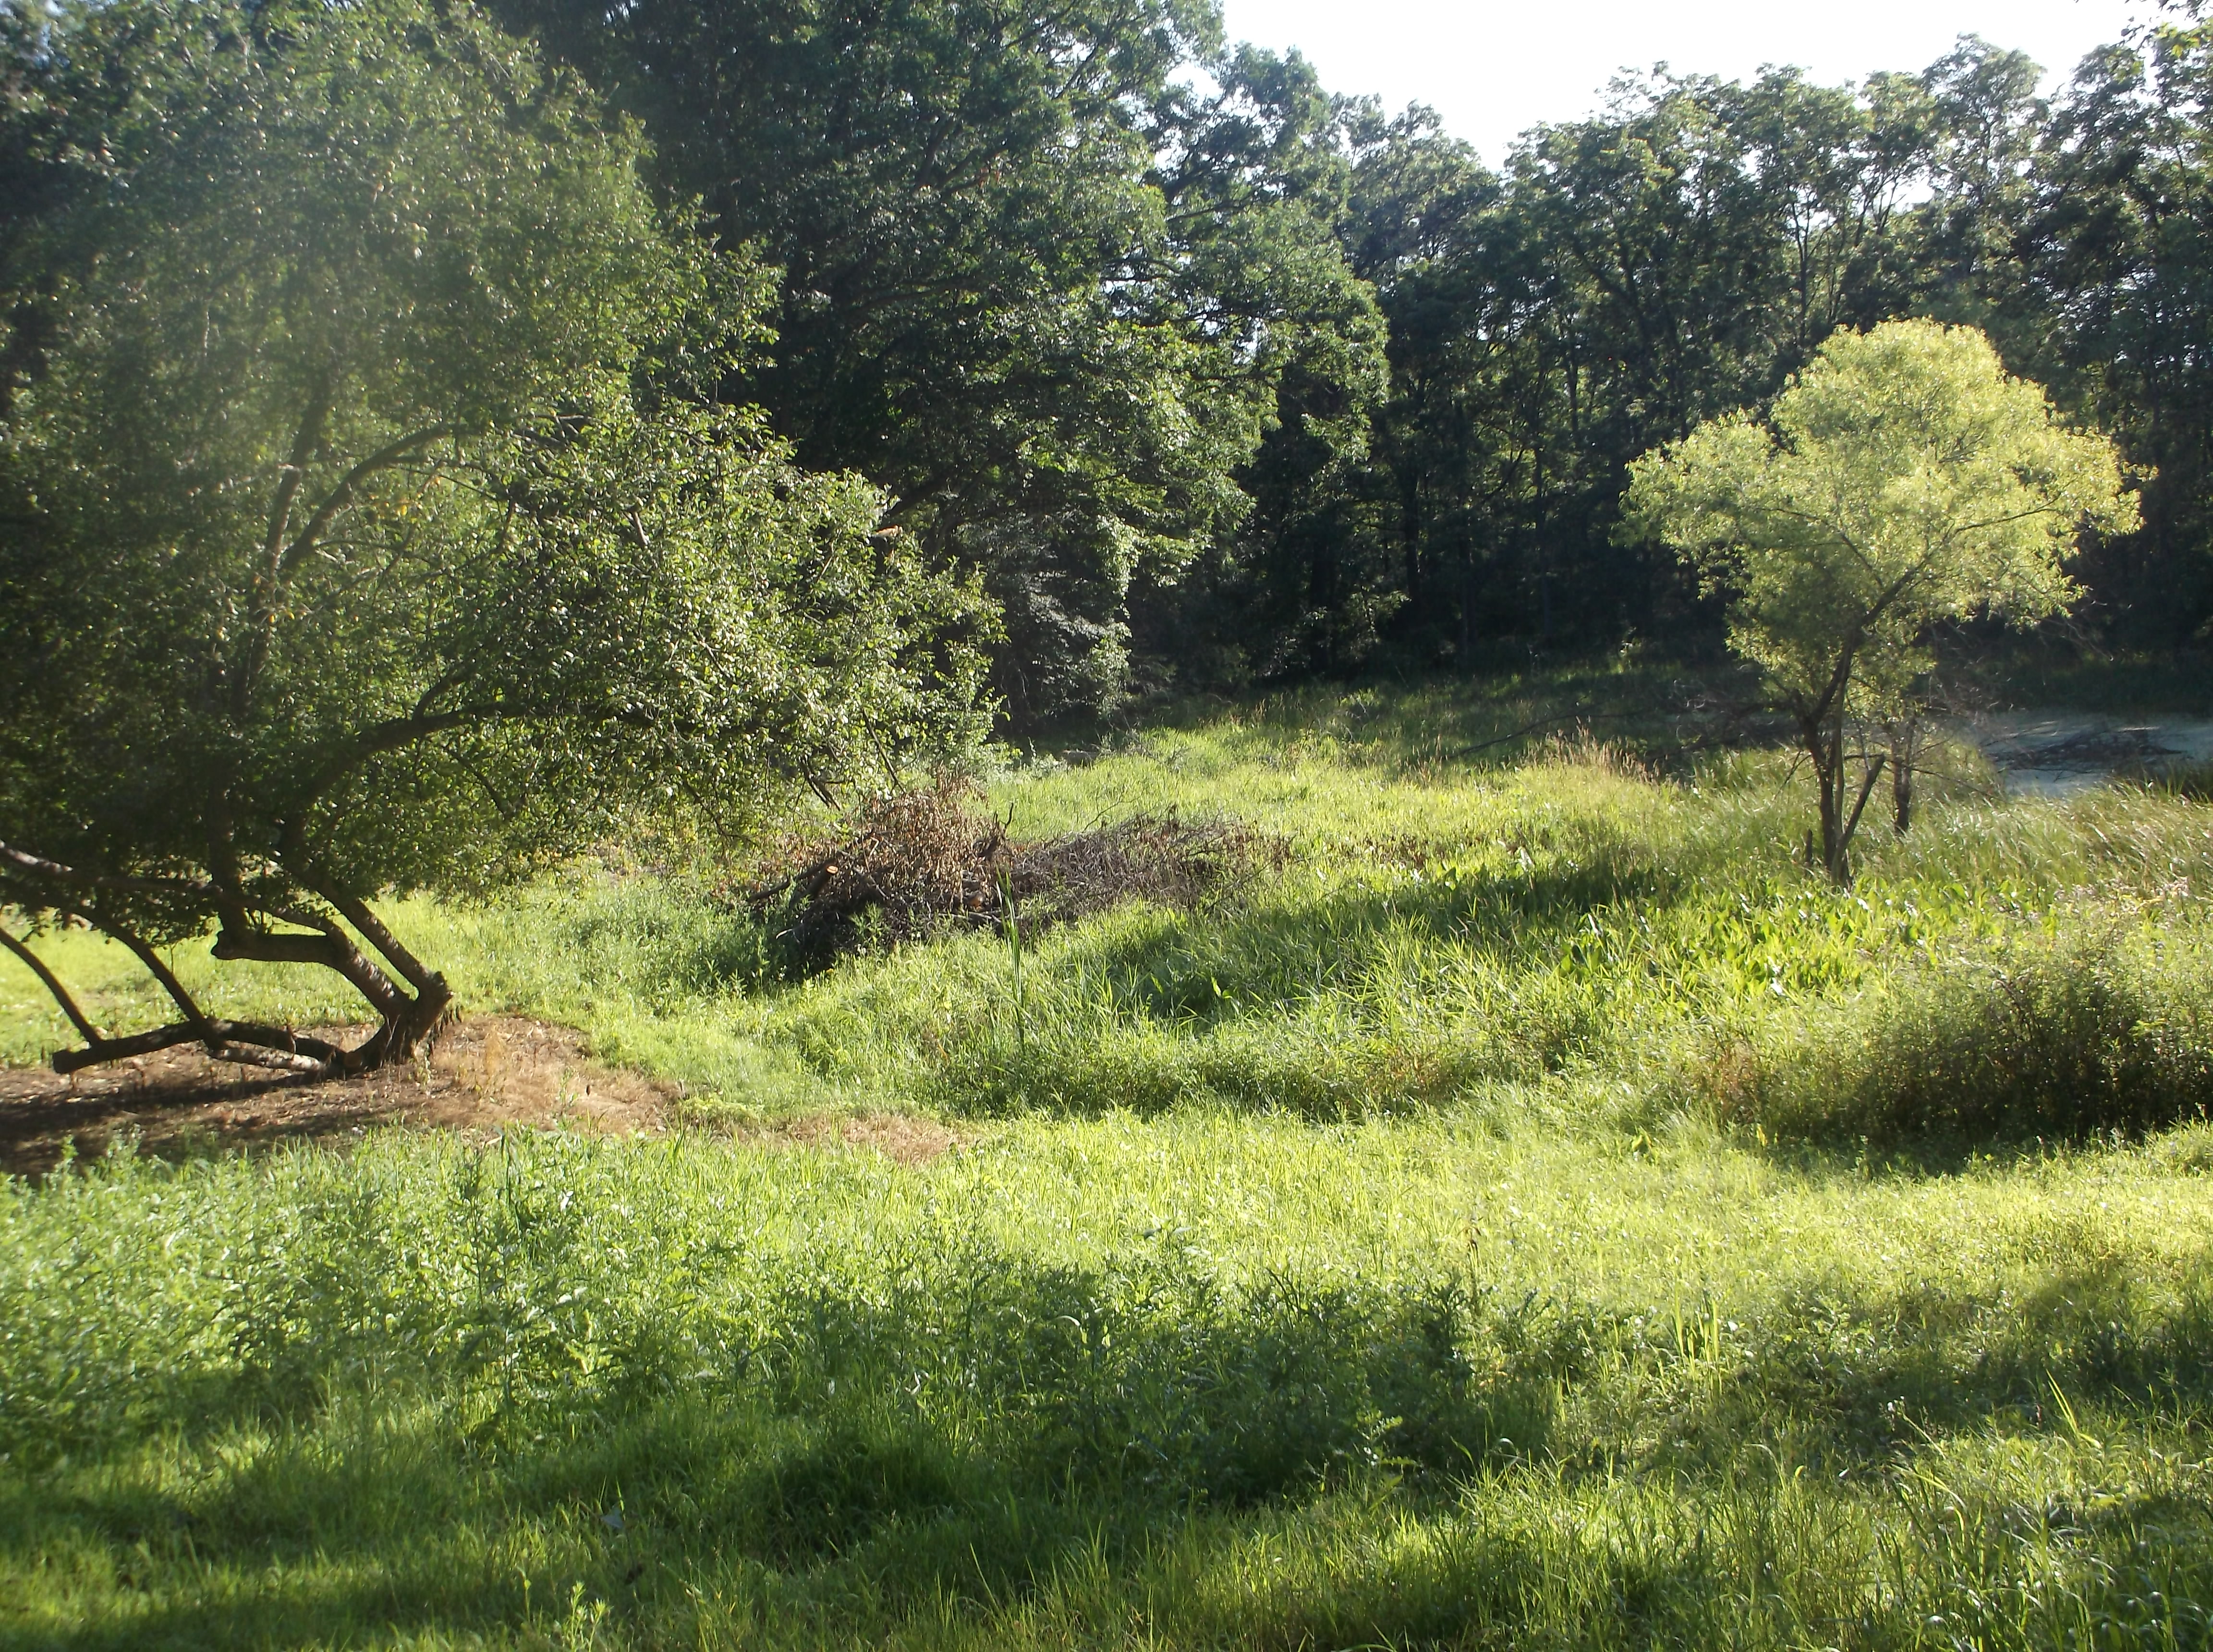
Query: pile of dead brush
745 777 1278 969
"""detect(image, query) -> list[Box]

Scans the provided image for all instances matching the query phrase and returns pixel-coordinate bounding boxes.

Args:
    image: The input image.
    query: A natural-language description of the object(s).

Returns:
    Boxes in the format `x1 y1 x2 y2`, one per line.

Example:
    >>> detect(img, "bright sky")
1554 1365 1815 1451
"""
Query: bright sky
1219 0 2164 165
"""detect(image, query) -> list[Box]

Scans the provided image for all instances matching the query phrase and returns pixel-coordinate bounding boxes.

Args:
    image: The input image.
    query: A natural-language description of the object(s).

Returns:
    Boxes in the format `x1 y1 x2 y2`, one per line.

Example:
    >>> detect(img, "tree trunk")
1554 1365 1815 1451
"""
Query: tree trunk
0 841 451 1080
1804 713 1846 881
1887 719 1921 835
211 914 450 1072
1802 706 1885 883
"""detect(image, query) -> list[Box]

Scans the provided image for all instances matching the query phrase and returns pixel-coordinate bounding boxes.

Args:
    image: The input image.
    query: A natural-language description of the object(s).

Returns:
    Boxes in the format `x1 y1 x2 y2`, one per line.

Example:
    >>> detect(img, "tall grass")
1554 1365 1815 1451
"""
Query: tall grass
8 675 2213 1645
12 684 2213 1140
3 1120 2211 1646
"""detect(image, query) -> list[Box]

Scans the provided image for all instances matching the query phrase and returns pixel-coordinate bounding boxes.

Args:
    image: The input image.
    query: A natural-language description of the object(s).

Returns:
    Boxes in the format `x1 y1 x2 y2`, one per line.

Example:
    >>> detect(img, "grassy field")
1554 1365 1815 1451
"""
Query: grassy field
6 667 2213 1649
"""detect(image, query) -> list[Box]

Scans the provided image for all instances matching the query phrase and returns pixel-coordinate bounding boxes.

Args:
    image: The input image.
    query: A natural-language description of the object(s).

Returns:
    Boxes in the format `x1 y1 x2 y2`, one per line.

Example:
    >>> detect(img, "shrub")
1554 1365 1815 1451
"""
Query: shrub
1705 926 2213 1143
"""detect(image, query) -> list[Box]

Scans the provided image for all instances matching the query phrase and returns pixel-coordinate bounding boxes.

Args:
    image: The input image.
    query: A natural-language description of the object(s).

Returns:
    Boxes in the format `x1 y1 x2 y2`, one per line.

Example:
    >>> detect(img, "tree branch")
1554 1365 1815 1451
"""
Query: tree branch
17 901 332 1076
277 425 451 580
0 841 221 906
1952 504 2068 537
0 921 102 1045
235 378 339 718
85 908 217 1042
260 377 333 582
1842 753 1887 856
211 923 408 1022
0 841 331 935
292 868 439 997
279 705 522 862
46 1016 348 1077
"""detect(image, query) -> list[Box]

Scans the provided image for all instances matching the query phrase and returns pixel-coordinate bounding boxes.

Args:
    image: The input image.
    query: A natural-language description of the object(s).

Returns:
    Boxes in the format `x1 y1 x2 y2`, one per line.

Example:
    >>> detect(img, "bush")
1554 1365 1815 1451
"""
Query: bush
1705 926 2213 1143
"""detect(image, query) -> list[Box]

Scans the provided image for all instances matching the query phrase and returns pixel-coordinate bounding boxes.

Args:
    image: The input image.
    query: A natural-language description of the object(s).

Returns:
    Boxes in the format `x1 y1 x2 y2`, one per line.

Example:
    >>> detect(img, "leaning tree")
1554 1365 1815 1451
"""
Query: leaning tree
1623 319 2137 881
0 0 988 1076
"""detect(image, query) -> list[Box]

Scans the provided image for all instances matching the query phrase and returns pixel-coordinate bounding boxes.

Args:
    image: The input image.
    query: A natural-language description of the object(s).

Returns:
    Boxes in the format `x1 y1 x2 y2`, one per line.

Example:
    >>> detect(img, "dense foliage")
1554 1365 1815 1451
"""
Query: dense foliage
458 4 2213 705
1189 24 2213 680
0 0 987 1070
14 0 2210 729
492 0 1384 721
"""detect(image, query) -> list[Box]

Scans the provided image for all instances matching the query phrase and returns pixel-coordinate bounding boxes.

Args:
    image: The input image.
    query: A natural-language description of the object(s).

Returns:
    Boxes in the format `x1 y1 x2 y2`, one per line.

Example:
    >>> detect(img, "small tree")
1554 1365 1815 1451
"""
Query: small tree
0 0 987 1077
1624 319 2137 880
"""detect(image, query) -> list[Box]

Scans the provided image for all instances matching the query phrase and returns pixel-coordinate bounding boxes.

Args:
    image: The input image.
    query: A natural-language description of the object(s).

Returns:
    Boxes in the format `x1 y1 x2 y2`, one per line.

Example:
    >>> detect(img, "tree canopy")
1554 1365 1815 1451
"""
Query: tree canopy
1624 319 2136 877
490 0 1384 720
1155 28 2213 680
0 0 986 1074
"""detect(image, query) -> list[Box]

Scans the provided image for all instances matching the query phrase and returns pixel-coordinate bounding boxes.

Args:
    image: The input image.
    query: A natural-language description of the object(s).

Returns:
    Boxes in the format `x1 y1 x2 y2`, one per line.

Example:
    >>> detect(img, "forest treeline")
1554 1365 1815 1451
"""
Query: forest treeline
9 0 2213 726
493 0 2213 713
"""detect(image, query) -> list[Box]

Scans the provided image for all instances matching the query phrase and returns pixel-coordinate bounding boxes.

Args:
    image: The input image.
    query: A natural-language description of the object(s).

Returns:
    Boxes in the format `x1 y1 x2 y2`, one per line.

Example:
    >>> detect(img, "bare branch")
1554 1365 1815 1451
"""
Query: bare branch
49 1019 346 1077
260 379 332 577
1842 754 1887 858
210 1042 330 1076
88 910 216 1041
212 924 408 1021
315 885 437 996
50 1021 207 1074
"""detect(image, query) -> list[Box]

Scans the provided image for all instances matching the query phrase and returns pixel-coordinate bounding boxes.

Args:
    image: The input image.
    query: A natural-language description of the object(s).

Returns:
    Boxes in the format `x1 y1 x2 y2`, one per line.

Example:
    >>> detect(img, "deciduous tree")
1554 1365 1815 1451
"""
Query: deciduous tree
0 0 986 1076
1624 319 2135 879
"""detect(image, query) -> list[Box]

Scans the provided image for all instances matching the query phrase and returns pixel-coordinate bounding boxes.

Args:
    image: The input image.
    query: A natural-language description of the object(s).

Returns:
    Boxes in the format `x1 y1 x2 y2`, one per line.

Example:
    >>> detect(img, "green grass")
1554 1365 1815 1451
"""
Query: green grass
6 671 2213 1648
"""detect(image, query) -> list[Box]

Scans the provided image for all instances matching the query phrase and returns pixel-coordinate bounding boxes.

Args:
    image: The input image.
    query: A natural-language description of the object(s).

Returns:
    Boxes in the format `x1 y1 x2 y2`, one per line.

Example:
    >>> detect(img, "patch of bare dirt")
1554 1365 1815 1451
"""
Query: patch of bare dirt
0 1015 673 1178
771 1111 967 1166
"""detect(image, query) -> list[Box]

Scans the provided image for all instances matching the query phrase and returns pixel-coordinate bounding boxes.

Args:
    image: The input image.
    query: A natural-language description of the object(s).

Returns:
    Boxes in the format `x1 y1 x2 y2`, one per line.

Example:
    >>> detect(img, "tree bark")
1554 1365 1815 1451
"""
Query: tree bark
1800 704 1884 883
1886 719 1922 835
2 840 452 1080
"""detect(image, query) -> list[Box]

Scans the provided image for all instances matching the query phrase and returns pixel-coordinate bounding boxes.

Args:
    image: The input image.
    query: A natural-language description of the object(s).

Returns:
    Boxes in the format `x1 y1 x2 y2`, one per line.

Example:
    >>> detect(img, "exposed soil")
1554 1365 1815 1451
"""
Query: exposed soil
772 1110 968 1167
0 1015 674 1178
0 1014 972 1179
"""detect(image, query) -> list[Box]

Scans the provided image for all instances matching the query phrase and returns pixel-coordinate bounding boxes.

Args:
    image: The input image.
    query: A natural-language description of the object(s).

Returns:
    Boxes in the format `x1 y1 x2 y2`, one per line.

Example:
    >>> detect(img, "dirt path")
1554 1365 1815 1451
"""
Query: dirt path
0 1015 673 1178
0 1014 969 1178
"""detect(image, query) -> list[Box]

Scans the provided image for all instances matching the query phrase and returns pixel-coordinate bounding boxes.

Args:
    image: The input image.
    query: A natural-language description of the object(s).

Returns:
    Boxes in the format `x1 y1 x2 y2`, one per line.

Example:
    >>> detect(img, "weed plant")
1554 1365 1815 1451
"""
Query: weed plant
5 673 2213 1646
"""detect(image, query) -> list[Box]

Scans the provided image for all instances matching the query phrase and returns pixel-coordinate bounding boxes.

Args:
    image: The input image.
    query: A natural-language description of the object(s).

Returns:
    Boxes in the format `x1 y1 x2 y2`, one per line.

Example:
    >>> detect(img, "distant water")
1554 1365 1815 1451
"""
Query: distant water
1958 711 2213 797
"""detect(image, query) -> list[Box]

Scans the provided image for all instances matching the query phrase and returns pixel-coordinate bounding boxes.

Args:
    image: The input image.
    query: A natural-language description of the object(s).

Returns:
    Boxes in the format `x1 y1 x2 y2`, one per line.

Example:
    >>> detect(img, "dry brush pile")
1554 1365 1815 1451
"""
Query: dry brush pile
744 777 1278 970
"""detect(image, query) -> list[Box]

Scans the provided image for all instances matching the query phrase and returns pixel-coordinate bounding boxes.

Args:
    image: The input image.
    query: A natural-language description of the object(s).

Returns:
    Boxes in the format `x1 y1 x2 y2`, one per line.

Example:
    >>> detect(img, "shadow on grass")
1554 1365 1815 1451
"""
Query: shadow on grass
909 849 1687 1118
1648 1253 2213 1483
0 1256 1560 1647
10 1221 2213 1647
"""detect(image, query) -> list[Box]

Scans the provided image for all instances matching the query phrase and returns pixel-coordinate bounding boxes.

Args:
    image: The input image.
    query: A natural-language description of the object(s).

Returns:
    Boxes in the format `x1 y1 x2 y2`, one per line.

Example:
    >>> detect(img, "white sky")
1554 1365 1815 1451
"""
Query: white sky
1218 0 2164 165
